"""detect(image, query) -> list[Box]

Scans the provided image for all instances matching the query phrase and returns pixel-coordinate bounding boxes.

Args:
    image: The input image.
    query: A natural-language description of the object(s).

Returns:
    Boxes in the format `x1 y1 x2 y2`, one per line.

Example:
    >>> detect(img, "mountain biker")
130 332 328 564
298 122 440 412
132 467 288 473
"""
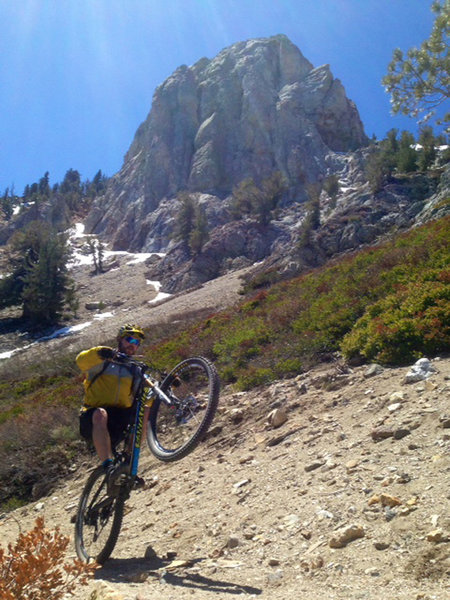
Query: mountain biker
76 324 148 481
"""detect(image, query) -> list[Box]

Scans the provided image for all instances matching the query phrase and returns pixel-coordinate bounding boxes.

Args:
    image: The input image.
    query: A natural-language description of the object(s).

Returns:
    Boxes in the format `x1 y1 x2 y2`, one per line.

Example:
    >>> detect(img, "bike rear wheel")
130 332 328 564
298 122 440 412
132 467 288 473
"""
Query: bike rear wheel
147 356 220 461
75 467 125 564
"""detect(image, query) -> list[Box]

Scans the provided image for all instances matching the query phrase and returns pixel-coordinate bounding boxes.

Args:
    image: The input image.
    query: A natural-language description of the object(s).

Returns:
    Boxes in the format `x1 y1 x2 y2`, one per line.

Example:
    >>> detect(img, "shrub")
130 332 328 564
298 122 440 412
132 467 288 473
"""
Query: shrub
341 278 450 364
0 405 80 509
0 516 95 599
236 367 274 391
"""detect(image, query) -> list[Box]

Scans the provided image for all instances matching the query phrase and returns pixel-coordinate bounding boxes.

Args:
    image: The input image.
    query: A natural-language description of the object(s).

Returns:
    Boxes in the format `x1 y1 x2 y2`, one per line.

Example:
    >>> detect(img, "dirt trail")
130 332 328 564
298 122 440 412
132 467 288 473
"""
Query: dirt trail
1 355 449 600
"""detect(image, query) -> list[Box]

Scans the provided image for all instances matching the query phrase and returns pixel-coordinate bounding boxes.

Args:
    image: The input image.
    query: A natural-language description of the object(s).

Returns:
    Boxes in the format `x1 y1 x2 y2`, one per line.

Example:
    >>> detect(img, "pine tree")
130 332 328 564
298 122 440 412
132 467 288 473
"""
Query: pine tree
417 126 438 170
297 183 322 250
397 131 418 172
0 222 77 325
189 204 209 255
231 172 286 224
60 169 82 211
97 239 105 272
1 188 13 220
365 130 400 192
173 192 196 247
256 172 286 225
231 178 259 219
38 171 51 197
91 170 108 195
382 1 449 129
323 175 340 205
86 237 105 274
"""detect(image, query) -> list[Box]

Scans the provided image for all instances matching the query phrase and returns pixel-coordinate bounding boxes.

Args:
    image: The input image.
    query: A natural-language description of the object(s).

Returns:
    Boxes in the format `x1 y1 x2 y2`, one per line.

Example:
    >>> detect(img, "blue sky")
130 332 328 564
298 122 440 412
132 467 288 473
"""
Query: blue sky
0 0 439 194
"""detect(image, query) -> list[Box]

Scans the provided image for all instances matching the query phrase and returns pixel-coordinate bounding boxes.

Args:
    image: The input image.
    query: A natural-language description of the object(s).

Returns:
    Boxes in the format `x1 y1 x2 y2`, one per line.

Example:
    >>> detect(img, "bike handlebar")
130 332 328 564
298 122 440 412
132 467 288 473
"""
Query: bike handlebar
111 351 148 372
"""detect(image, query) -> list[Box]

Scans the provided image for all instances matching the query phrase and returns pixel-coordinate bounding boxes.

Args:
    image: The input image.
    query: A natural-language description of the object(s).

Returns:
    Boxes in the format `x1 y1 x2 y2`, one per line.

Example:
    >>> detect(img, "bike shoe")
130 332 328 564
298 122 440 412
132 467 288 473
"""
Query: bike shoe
106 464 127 496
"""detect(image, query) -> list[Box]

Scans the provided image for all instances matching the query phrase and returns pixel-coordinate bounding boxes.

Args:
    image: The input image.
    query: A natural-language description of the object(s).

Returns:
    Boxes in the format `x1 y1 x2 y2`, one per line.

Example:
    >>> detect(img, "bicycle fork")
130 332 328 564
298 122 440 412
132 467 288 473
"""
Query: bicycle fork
129 385 173 477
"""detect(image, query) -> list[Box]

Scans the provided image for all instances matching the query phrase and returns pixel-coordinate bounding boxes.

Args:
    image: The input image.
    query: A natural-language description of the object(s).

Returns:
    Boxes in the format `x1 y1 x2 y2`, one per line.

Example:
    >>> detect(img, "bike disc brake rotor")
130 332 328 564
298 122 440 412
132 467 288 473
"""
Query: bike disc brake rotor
156 370 209 451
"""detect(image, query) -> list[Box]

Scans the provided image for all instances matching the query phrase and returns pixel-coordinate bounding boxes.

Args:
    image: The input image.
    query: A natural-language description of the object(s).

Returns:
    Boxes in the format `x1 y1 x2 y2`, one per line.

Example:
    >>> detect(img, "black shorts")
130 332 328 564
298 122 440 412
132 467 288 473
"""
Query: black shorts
79 406 135 447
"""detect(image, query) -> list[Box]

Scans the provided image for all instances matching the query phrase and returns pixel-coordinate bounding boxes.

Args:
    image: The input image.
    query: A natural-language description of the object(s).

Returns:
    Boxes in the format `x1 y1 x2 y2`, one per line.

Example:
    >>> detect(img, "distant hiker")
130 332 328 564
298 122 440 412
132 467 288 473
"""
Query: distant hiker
76 324 147 478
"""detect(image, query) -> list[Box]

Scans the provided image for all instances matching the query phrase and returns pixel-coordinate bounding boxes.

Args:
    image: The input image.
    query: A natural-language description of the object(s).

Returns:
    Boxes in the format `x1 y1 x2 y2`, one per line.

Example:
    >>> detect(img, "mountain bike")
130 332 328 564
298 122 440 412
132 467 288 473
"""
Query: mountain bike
74 354 220 564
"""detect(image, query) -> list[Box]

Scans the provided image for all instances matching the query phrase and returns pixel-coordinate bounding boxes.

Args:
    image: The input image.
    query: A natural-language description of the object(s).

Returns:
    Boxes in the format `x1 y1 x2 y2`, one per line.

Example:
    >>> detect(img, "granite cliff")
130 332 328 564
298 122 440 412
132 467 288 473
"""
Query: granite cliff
85 35 367 252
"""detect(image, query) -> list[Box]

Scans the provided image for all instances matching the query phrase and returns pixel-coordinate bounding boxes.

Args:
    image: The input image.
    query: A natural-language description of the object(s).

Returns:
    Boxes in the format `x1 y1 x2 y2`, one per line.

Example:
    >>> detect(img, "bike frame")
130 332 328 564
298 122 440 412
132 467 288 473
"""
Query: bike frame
126 372 173 480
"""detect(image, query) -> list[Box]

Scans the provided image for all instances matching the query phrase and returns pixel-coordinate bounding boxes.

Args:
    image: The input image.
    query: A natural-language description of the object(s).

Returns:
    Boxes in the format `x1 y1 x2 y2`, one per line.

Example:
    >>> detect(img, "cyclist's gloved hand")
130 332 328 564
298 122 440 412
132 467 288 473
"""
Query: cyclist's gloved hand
98 347 116 360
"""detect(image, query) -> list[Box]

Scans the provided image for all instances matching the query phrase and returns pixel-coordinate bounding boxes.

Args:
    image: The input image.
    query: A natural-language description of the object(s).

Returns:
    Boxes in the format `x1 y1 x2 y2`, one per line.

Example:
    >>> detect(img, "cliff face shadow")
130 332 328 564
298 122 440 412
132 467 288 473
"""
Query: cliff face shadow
96 556 263 596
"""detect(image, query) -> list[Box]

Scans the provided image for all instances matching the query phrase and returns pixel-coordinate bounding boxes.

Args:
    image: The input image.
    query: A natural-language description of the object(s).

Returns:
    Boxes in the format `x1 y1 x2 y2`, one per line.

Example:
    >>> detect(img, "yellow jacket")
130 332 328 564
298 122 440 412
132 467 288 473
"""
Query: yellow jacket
76 346 140 410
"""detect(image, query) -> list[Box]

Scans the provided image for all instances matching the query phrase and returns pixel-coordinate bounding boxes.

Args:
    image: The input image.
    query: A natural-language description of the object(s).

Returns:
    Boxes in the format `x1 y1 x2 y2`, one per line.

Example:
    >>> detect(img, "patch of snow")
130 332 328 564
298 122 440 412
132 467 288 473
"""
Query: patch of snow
126 253 154 265
69 252 94 267
103 250 129 258
0 343 35 361
149 291 171 304
412 144 448 152
93 312 114 320
0 316 114 362
37 321 93 342
73 223 86 238
69 247 165 269
146 279 170 302
65 223 166 269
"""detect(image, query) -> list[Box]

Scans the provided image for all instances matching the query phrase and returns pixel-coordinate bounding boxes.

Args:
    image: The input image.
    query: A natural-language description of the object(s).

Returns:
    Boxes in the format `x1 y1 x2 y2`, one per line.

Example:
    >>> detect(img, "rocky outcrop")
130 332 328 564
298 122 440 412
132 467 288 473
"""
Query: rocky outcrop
145 153 449 292
0 196 71 245
146 219 288 292
86 35 367 250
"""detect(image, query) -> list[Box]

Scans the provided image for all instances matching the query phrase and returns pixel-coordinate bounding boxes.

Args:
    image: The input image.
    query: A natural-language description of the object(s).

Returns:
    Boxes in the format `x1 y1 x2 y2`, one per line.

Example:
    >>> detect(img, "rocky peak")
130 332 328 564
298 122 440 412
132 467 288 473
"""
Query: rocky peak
86 35 368 250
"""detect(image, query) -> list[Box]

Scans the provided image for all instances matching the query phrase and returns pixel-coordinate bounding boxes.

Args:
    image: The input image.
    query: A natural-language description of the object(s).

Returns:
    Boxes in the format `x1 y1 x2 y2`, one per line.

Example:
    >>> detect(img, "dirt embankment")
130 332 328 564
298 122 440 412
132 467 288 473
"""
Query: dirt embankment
1 355 449 600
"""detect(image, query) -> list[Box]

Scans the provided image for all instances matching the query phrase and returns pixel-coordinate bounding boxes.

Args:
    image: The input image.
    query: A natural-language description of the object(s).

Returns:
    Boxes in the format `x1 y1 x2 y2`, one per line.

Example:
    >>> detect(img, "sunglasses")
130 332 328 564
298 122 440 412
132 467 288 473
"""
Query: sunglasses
124 336 141 346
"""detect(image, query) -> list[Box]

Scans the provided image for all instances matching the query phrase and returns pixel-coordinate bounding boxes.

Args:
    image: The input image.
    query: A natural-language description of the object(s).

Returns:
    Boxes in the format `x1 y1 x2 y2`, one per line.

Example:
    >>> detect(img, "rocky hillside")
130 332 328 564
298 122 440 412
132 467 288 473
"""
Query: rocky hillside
1 355 448 600
79 35 449 294
144 159 449 293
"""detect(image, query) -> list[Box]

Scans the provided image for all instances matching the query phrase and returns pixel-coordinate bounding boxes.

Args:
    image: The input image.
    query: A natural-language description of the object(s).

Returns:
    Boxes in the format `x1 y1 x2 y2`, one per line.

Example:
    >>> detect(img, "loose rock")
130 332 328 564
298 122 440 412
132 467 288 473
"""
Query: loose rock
88 582 124 600
403 358 435 384
364 364 383 378
371 428 394 442
305 460 325 472
329 524 365 548
267 408 288 428
426 528 448 543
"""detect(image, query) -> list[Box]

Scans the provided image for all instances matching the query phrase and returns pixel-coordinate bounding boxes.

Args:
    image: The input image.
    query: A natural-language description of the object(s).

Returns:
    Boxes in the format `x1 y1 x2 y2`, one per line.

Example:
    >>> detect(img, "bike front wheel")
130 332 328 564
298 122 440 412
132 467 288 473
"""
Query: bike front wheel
74 467 125 564
147 356 220 462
